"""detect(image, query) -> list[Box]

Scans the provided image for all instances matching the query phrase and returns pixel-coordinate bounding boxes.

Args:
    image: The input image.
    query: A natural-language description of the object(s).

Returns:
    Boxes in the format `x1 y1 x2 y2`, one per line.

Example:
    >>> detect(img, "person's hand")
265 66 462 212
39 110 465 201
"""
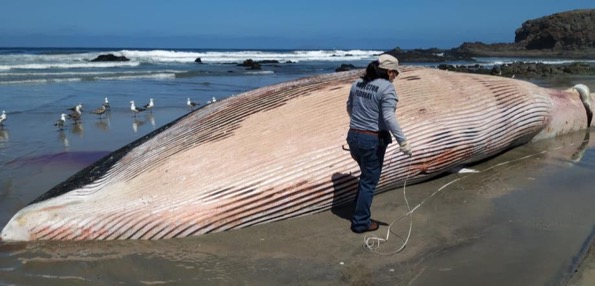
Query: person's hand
400 141 412 157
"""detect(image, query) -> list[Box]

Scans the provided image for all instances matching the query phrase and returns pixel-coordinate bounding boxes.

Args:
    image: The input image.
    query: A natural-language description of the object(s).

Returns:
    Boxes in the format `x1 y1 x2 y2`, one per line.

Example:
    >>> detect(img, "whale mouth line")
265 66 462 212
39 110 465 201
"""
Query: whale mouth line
573 84 593 127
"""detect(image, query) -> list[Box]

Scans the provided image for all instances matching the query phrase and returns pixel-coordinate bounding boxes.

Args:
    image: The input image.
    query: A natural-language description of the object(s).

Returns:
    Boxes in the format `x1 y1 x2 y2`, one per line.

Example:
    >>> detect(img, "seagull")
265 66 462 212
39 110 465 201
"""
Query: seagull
130 100 146 117
67 104 82 123
89 104 107 119
67 103 83 112
54 113 67 130
207 96 217 104
143 98 154 113
0 110 6 126
187 98 199 109
103 97 111 110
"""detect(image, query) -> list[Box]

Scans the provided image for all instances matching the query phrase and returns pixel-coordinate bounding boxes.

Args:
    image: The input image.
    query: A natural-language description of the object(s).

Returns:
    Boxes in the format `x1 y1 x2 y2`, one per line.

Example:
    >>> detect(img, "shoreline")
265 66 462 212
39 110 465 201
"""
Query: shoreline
437 62 595 80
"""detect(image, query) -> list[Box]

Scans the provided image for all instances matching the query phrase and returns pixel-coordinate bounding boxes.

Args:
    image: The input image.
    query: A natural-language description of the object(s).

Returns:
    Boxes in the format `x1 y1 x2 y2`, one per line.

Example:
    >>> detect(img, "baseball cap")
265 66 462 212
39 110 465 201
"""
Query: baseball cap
378 54 401 74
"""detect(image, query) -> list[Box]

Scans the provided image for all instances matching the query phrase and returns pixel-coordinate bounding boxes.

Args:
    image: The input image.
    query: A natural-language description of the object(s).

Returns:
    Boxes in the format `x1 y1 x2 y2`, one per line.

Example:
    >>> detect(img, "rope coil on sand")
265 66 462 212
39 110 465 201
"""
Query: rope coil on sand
361 145 579 255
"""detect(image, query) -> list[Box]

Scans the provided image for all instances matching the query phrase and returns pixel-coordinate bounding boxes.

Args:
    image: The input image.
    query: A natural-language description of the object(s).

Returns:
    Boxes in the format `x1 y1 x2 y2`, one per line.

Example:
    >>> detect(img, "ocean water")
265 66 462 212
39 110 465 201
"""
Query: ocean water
0 48 385 85
0 47 594 285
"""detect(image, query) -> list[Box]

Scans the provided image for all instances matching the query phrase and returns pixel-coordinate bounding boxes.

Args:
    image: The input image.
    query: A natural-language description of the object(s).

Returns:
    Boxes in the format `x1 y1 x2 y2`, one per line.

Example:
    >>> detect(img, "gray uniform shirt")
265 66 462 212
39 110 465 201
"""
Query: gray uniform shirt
346 78 407 144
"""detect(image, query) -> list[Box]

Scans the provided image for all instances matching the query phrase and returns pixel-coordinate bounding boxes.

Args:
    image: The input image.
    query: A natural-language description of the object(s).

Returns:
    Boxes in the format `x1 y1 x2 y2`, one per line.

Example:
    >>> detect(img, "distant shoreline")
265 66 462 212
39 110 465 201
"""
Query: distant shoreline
1 46 593 61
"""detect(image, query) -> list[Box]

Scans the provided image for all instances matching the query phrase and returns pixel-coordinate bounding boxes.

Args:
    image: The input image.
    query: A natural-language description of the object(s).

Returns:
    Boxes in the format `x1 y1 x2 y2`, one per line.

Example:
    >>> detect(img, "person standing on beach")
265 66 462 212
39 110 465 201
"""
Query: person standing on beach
346 54 411 233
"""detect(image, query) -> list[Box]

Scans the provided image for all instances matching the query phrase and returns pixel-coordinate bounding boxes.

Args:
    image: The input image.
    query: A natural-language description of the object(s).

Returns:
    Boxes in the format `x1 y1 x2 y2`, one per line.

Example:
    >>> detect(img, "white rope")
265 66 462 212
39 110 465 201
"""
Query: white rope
363 164 460 255
362 138 583 255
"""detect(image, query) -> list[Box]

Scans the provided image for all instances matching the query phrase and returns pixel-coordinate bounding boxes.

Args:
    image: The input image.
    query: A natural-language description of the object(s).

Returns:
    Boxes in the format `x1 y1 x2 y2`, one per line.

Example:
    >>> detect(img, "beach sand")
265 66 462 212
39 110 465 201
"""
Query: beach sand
0 75 594 285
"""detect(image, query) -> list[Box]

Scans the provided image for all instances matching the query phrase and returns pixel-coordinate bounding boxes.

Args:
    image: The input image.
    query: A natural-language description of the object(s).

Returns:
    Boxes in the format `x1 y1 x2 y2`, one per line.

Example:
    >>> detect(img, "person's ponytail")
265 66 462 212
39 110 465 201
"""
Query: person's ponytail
362 60 389 82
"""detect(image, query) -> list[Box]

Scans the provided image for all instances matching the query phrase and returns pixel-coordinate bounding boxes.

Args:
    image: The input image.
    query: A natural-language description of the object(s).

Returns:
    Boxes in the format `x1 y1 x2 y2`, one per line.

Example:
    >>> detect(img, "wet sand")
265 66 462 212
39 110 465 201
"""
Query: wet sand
0 77 594 285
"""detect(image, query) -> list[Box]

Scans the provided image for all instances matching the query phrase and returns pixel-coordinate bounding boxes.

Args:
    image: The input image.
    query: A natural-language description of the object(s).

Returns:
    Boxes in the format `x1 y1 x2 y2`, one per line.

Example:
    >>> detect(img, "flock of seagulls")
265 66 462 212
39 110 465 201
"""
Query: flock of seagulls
129 98 157 117
53 96 216 130
187 96 216 109
0 96 218 132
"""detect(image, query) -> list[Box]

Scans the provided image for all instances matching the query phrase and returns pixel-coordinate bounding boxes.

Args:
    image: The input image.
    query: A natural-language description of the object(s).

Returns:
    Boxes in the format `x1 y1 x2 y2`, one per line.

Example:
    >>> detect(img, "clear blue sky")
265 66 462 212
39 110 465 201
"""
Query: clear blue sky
0 0 592 49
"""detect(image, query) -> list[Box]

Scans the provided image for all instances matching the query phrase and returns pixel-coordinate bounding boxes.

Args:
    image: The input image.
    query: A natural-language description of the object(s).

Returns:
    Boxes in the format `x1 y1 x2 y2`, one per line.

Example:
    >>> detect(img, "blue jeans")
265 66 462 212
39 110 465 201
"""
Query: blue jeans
346 130 388 232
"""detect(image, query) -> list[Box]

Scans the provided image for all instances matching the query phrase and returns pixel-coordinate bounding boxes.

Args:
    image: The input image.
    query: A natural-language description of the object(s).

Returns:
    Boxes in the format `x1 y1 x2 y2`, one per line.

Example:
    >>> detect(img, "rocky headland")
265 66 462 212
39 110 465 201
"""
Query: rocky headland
380 9 595 78
451 9 595 59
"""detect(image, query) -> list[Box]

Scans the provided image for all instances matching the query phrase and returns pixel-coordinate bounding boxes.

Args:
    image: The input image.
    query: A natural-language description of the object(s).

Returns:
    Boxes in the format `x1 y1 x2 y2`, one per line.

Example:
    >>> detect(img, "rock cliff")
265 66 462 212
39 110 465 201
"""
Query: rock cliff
374 9 595 78
515 9 594 51
452 9 595 59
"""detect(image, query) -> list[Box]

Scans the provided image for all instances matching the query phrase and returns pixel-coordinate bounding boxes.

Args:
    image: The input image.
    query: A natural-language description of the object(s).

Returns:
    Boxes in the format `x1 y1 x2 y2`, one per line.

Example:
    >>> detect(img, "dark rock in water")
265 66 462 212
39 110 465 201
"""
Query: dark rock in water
385 47 475 63
238 59 261 70
335 64 357 72
258 60 280 64
237 59 280 69
91 54 130 62
194 57 202 63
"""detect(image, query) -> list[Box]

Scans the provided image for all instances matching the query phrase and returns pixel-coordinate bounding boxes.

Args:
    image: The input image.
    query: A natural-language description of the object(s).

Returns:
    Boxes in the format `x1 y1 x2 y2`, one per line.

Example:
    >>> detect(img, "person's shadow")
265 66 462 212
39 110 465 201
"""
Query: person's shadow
330 172 358 221
330 172 389 226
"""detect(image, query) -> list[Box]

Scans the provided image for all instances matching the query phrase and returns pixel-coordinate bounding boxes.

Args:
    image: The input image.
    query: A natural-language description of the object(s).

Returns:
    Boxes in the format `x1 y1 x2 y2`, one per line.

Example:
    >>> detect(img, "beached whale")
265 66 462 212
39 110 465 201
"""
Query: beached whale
1 67 593 241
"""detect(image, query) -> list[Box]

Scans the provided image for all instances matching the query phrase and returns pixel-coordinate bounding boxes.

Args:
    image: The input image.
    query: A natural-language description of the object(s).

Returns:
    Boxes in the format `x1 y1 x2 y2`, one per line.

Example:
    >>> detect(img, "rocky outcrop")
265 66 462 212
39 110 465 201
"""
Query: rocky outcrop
237 59 261 70
450 9 595 59
431 9 595 79
383 9 595 61
437 62 595 78
515 9 594 50
384 47 474 63
237 59 283 70
90 54 130 62
335 64 357 72
377 9 595 79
